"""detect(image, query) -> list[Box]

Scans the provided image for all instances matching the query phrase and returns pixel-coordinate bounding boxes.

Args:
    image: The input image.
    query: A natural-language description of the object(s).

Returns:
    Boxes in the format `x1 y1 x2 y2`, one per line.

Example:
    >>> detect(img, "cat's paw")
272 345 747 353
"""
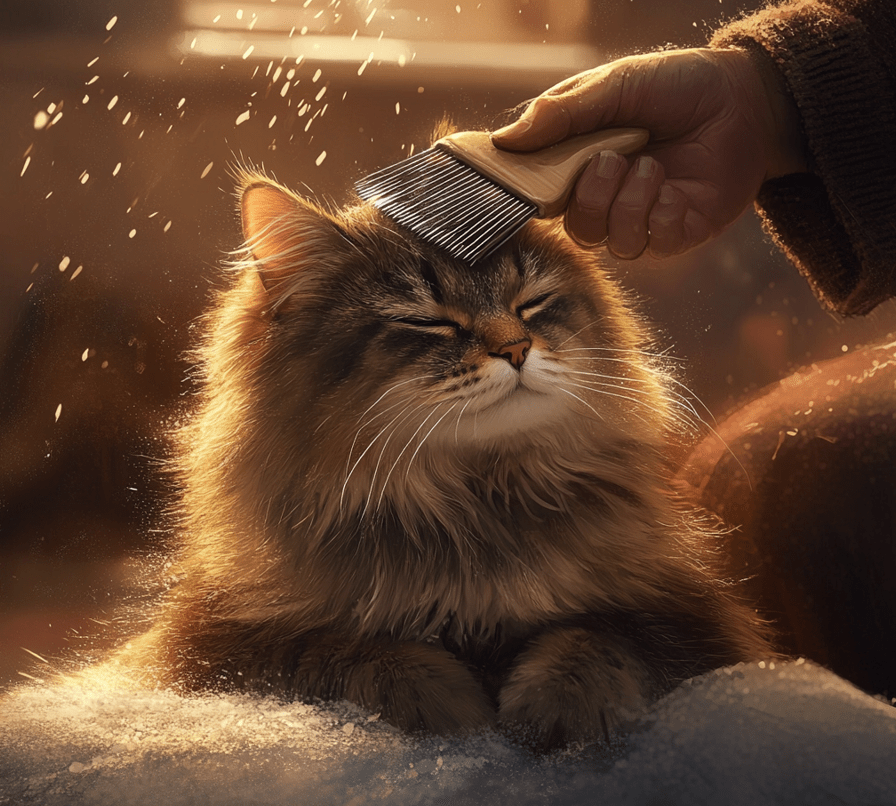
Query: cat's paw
297 638 495 735
498 627 652 751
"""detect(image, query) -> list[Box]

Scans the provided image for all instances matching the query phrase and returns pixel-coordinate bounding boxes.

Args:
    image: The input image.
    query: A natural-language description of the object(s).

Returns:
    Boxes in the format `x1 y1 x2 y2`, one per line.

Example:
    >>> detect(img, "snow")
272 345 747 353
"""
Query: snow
1 660 894 805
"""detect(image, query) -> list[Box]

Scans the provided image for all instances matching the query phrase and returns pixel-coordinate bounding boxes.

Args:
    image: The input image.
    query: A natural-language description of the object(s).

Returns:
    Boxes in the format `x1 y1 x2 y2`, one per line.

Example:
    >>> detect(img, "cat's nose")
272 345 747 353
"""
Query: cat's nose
493 339 531 370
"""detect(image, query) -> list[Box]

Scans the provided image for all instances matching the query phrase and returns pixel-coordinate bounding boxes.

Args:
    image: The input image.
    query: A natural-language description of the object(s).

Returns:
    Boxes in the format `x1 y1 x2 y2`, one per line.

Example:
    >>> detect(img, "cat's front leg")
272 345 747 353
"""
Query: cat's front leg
294 634 495 735
498 626 653 750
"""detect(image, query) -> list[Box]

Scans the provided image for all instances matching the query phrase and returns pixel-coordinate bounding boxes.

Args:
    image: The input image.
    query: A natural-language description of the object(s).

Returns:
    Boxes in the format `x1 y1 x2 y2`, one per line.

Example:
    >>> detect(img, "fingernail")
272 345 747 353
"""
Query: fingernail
658 184 676 204
636 156 655 178
597 150 620 178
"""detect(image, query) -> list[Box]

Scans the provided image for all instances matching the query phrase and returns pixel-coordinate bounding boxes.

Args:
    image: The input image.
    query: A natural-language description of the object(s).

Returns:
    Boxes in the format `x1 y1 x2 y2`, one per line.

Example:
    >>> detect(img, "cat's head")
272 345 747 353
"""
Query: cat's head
196 169 683 513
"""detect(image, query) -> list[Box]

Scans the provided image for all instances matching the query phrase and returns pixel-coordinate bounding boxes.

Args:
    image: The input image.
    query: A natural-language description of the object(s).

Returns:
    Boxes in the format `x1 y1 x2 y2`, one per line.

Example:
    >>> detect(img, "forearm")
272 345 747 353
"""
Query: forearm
712 0 896 315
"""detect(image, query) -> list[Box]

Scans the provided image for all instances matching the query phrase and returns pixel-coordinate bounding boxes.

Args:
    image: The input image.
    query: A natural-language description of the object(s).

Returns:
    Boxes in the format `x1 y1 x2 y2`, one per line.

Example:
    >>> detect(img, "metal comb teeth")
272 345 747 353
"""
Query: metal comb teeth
355 147 537 264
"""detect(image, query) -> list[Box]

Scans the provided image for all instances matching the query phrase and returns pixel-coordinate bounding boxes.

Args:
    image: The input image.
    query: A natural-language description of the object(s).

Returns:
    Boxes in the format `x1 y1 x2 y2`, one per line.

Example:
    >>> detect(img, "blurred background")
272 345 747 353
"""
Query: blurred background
2 0 896 689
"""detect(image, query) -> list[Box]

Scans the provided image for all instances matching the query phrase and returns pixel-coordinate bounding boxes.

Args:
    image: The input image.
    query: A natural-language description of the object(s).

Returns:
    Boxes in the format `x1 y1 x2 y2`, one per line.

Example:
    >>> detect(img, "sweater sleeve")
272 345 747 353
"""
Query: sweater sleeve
711 0 896 315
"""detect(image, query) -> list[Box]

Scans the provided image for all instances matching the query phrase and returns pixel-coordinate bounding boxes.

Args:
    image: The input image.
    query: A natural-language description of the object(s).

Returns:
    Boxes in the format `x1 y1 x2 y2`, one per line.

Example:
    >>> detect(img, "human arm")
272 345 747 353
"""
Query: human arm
713 0 896 314
493 0 896 315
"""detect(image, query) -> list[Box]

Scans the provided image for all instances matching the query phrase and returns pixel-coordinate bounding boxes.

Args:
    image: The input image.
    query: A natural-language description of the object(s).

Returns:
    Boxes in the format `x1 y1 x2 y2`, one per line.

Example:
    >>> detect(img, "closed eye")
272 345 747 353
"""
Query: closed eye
516 293 552 319
390 316 463 333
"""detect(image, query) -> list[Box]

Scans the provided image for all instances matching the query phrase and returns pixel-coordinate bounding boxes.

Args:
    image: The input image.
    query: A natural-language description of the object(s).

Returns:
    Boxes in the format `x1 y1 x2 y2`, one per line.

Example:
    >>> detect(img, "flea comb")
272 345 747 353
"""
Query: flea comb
355 127 649 263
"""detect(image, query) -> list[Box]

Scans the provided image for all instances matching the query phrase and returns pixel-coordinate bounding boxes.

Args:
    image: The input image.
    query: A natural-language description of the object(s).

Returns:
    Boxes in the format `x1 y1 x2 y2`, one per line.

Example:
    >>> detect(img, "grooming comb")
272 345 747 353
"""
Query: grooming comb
355 127 650 263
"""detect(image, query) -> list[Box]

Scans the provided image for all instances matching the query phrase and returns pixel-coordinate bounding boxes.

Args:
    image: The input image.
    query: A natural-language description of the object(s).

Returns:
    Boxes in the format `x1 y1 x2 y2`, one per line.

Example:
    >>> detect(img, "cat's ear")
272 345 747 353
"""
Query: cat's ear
238 173 343 294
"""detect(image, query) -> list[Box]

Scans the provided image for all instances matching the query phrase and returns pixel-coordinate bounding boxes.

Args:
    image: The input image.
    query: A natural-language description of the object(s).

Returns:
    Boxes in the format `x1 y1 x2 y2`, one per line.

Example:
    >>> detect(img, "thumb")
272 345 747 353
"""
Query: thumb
493 60 639 152
491 94 576 152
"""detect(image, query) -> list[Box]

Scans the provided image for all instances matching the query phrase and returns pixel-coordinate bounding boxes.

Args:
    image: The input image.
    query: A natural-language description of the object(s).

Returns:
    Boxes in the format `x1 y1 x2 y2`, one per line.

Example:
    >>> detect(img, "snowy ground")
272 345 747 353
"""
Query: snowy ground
2 660 895 805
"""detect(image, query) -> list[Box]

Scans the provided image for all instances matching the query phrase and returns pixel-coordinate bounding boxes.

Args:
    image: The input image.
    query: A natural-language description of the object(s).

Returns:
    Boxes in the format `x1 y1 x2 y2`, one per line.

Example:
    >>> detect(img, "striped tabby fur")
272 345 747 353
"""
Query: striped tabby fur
119 169 772 750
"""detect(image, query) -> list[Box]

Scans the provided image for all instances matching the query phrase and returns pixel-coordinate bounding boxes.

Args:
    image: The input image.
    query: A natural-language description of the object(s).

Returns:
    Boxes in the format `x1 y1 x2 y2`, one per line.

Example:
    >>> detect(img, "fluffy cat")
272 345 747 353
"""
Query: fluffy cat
120 166 772 750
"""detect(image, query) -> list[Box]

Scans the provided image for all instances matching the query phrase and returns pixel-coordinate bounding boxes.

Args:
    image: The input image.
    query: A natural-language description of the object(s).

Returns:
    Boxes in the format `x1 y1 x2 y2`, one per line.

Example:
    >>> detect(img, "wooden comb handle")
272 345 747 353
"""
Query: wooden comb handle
435 128 650 218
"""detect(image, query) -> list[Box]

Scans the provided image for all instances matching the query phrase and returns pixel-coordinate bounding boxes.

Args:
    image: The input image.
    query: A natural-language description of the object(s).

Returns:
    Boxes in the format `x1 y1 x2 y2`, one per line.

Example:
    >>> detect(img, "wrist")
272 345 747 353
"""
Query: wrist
739 45 808 179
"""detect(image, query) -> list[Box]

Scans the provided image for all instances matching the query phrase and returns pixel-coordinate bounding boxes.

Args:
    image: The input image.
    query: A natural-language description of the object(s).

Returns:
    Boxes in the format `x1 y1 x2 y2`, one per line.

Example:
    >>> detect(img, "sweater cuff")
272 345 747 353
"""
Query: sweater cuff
712 2 896 315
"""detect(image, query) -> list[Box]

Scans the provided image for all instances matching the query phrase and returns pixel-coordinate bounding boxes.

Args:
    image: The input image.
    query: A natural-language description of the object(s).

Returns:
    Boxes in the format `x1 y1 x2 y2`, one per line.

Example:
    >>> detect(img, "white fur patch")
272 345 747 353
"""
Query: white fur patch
432 350 579 445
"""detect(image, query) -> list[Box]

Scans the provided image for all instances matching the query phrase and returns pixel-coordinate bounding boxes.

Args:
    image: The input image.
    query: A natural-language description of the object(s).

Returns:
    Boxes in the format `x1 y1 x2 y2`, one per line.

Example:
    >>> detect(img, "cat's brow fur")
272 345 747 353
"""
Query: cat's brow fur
118 167 773 749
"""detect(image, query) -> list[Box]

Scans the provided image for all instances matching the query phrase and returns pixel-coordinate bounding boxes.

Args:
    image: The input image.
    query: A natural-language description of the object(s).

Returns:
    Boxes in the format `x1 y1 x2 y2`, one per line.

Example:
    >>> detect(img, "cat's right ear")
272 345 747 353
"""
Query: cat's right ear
238 173 343 296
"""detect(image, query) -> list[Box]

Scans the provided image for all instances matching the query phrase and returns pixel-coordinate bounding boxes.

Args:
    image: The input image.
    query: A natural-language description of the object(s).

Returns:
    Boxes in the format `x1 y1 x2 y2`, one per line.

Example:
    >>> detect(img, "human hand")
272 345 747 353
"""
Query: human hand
492 48 806 259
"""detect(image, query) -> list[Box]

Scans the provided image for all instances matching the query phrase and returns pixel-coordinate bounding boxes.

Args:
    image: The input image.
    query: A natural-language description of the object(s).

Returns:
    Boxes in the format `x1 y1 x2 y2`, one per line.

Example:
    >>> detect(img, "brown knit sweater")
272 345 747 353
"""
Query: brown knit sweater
713 0 896 315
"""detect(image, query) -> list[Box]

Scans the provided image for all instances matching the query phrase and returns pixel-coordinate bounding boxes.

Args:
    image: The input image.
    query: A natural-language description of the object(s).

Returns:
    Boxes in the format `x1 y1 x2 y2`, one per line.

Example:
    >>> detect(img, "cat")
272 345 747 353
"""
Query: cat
117 164 773 750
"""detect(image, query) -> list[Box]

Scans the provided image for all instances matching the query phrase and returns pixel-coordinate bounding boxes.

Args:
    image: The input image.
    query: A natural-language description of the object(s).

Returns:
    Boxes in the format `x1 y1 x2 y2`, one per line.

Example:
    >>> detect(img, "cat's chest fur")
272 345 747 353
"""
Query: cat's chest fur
302 451 668 641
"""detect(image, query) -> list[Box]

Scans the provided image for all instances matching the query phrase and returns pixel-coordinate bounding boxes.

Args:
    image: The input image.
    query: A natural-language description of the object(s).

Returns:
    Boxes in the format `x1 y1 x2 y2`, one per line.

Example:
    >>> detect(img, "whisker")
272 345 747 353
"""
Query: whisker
662 375 719 426
555 350 717 427
355 375 438 425
562 370 700 423
566 379 697 431
404 401 460 480
344 374 439 479
554 386 606 422
562 356 717 422
341 416 400 511
364 400 435 516
563 368 658 385
692 417 754 491
560 355 719 430
553 355 638 362
454 398 472 445
343 398 430 511
556 345 683 362
566 373 689 421
351 394 419 446
376 402 450 509
566 368 748 484
345 375 436 474
312 413 335 435
553 320 601 350
561 380 656 428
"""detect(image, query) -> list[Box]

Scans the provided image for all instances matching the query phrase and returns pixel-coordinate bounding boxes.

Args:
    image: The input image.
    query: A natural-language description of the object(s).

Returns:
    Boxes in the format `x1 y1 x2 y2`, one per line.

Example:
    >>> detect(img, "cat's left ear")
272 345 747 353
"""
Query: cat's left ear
239 174 344 294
